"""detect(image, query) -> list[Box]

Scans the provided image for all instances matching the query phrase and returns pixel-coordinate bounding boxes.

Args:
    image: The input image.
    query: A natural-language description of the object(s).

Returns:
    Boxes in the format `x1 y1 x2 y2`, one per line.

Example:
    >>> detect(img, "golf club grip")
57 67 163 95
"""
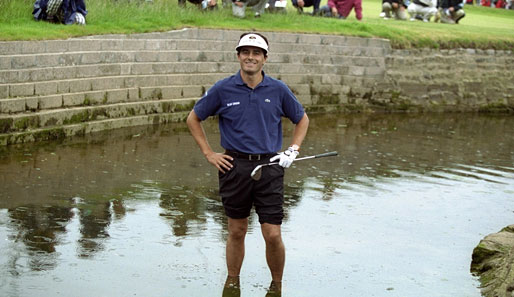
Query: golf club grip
314 151 338 158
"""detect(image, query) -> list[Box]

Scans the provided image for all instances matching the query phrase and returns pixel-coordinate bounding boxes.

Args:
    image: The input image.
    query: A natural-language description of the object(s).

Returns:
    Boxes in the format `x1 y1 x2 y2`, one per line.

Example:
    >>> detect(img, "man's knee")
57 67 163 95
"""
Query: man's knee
262 224 283 245
228 219 248 240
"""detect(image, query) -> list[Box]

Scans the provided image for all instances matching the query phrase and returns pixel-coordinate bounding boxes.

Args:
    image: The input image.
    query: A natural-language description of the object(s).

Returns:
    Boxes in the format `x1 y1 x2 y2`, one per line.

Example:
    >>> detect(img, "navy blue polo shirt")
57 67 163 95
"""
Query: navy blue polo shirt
194 71 305 154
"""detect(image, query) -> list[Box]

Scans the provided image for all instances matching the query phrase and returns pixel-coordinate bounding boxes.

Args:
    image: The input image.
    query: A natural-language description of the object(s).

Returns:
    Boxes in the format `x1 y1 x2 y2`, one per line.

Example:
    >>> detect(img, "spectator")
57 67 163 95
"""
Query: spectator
33 0 87 25
408 0 437 21
292 0 322 15
179 0 218 9
320 0 363 20
381 0 408 19
266 0 287 13
439 0 465 23
232 0 268 17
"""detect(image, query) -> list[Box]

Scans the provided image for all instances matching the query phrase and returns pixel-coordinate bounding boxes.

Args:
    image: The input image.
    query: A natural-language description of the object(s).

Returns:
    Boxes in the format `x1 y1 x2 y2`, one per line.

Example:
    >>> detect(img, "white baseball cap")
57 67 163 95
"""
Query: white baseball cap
236 33 269 54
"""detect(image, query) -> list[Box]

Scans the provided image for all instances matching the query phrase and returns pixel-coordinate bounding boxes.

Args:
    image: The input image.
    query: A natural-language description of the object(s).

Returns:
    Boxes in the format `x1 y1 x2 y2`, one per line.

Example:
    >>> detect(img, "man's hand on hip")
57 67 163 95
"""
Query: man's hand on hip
206 152 233 173
270 146 299 168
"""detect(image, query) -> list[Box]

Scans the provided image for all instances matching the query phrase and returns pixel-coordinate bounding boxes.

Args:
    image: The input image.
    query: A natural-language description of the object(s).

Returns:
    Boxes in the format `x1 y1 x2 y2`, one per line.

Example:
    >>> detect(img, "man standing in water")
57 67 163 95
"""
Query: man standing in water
186 32 309 296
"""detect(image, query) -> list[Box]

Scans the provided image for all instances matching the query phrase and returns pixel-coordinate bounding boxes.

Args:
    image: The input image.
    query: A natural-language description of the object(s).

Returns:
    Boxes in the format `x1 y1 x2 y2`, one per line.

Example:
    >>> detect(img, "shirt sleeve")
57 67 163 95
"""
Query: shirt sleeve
193 83 221 121
280 82 305 124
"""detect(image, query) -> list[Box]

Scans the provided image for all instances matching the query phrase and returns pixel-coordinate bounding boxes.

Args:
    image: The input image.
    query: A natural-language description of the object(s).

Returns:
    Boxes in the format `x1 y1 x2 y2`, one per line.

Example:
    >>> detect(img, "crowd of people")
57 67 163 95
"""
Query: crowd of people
380 0 466 24
179 0 477 23
32 0 512 25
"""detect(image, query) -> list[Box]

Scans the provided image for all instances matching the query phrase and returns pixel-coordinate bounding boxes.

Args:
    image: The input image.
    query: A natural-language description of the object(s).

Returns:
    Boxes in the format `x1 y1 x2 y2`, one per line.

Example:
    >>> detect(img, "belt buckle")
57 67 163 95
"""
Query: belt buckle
249 154 261 161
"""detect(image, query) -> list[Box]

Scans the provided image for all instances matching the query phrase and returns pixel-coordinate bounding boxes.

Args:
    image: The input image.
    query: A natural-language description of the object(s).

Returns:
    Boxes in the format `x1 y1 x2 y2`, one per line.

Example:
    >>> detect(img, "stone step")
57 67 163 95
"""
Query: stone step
0 97 197 134
0 58 386 95
0 49 385 71
0 112 189 146
0 80 353 114
0 60 379 85
0 64 385 102
0 73 229 100
0 29 389 56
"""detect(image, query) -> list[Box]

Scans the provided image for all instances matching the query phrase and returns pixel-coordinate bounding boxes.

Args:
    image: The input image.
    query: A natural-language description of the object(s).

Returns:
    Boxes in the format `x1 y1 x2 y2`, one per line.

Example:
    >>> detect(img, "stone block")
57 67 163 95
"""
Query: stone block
69 79 91 93
45 40 68 53
365 67 386 77
57 81 71 94
0 42 20 56
81 52 103 64
158 51 180 63
128 88 140 101
63 93 85 107
136 51 159 62
38 95 63 110
140 87 163 100
39 54 61 67
0 85 8 99
123 39 146 51
182 86 203 98
78 40 102 52
26 98 39 111
53 67 76 80
100 40 124 51
348 66 365 76
20 41 43 54
131 64 153 75
106 89 128 104
97 64 121 76
35 81 58 96
298 34 322 45
83 91 107 105
11 55 37 69
161 87 182 99
0 99 25 113
10 83 34 97
0 70 19 84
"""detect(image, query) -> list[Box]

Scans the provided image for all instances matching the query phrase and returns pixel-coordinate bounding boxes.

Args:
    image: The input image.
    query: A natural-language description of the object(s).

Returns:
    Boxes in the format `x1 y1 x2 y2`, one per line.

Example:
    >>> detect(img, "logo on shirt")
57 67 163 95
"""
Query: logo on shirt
227 101 240 107
264 99 271 103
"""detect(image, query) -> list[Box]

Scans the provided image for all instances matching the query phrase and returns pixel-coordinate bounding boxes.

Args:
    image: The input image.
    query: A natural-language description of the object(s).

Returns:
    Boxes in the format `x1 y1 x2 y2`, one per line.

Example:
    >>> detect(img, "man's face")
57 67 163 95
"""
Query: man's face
237 46 267 75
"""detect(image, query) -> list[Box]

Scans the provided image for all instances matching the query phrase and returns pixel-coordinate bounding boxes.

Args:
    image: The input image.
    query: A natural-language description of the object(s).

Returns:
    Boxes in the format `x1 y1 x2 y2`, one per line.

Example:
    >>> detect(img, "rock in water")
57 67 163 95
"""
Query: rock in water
471 225 514 297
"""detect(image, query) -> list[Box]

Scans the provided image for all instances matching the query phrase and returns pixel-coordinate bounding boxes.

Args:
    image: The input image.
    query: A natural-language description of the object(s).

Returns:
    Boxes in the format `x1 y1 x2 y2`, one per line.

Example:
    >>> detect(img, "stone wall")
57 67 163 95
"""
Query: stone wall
0 28 512 145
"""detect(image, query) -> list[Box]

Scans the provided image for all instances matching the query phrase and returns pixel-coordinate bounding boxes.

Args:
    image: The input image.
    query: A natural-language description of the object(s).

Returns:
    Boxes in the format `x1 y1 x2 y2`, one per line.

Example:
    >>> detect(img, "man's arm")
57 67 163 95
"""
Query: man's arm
186 110 233 173
290 113 309 151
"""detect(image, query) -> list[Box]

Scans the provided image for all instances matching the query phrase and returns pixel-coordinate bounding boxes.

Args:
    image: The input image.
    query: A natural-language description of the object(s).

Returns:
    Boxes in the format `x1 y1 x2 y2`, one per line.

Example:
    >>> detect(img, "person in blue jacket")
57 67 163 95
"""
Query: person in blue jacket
33 0 87 25
187 32 309 296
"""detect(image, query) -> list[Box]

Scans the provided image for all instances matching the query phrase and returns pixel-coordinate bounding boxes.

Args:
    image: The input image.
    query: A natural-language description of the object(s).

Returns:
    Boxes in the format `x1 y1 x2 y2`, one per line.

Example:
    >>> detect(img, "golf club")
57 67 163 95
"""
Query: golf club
250 151 338 181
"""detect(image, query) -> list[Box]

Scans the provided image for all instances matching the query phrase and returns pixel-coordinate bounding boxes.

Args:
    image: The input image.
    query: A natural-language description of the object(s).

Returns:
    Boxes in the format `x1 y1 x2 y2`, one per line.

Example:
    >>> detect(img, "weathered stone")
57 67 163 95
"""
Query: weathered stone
38 95 63 110
471 225 514 297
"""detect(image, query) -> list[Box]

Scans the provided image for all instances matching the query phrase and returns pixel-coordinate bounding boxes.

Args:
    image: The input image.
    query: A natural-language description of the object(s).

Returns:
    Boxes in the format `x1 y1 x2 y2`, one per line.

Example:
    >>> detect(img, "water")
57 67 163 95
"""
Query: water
0 113 513 297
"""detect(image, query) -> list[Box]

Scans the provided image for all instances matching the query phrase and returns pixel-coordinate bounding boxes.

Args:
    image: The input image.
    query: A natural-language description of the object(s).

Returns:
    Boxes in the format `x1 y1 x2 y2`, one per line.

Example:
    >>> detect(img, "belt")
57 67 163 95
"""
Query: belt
225 150 276 161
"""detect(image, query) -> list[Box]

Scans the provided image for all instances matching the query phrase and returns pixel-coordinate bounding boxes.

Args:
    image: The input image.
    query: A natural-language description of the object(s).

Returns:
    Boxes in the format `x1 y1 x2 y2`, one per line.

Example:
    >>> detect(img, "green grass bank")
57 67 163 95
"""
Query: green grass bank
0 0 513 49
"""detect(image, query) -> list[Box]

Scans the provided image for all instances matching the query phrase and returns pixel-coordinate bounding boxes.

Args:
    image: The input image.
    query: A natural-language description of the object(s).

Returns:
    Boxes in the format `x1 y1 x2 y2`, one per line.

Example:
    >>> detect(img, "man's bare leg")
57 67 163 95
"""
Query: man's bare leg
261 223 285 292
226 218 248 278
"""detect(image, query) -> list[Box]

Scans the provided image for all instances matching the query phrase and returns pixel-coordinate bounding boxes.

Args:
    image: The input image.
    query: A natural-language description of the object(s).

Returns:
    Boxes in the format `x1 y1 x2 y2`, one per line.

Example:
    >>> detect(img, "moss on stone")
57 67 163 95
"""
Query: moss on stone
0 118 13 133
478 101 512 113
14 116 39 131
63 110 90 125
33 127 66 142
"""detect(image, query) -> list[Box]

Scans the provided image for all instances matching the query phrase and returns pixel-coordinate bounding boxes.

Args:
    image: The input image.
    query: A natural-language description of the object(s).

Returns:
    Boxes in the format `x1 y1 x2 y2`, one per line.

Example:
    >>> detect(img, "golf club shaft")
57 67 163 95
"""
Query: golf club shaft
268 151 338 165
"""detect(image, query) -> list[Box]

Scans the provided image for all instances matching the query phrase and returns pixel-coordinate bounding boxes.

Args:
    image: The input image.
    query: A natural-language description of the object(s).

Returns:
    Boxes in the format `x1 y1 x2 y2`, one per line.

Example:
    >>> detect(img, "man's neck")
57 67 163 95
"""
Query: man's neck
240 70 263 89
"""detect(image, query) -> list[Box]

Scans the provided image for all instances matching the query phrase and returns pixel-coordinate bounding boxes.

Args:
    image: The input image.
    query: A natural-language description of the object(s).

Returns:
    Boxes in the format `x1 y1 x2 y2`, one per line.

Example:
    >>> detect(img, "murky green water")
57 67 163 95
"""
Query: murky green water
0 113 513 297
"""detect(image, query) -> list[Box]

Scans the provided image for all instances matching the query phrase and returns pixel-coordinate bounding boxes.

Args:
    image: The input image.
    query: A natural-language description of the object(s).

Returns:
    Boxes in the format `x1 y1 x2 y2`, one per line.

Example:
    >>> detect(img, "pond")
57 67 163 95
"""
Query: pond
0 113 513 297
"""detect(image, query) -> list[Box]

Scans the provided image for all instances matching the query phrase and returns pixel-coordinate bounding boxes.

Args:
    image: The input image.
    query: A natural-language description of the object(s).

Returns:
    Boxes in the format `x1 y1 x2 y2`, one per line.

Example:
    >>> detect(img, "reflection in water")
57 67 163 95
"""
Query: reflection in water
0 113 513 297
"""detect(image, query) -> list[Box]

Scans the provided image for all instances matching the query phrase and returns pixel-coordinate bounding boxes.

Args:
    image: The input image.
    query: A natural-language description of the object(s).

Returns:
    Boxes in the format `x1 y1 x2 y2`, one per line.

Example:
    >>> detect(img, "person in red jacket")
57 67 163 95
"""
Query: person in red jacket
320 0 363 20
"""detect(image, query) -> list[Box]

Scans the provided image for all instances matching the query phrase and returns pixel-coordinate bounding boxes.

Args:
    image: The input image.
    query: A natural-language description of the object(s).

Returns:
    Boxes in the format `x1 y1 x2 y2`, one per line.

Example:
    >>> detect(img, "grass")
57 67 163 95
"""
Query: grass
0 0 513 49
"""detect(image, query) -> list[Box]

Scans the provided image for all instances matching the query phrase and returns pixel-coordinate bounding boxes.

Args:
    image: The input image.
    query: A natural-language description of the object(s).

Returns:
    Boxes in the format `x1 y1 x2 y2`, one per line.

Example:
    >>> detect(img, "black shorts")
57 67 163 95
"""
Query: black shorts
219 152 284 225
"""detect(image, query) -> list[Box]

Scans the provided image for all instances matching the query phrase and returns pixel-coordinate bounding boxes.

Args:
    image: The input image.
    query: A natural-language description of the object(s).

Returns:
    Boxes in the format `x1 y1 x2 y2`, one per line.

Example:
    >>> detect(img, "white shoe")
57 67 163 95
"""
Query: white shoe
423 18 429 22
409 17 416 21
379 12 386 17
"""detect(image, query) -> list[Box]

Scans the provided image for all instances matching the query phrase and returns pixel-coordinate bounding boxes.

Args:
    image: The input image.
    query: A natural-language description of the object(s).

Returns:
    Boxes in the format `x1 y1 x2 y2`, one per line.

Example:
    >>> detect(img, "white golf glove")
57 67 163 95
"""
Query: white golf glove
270 146 299 168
